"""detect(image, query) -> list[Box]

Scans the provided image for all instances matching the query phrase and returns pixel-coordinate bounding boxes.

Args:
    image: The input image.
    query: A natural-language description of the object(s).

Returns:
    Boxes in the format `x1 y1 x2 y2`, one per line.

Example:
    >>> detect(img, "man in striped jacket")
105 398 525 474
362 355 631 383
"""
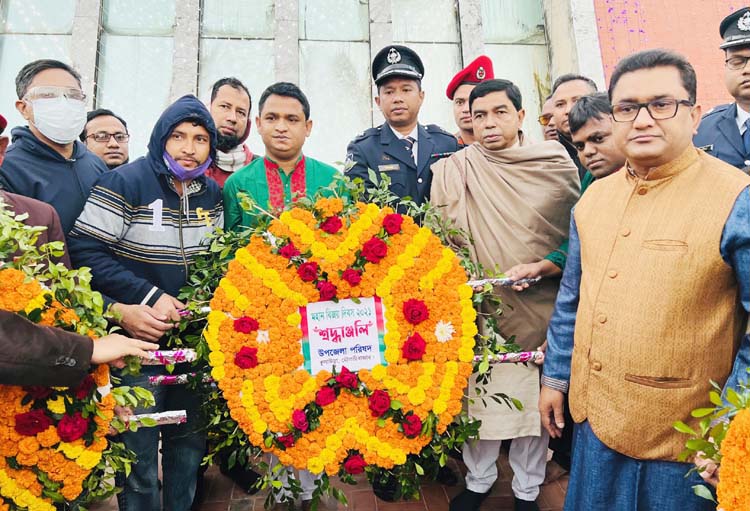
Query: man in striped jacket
69 94 223 511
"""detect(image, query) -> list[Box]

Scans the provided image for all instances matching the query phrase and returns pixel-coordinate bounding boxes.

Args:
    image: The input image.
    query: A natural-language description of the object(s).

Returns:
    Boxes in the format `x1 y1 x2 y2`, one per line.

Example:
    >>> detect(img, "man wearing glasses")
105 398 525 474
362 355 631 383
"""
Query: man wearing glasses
81 109 130 170
537 95 558 141
540 49 750 510
695 7 750 172
0 59 107 236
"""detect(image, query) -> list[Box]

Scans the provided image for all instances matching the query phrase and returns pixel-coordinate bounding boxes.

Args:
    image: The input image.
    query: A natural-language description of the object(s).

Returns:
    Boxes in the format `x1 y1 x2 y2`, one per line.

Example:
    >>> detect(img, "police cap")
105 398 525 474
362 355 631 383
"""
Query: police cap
720 7 750 49
372 45 424 86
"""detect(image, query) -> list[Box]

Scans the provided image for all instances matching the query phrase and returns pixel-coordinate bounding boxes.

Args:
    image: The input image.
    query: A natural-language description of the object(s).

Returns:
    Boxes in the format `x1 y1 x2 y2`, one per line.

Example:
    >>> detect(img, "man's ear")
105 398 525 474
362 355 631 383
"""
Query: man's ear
305 119 313 137
0 137 10 167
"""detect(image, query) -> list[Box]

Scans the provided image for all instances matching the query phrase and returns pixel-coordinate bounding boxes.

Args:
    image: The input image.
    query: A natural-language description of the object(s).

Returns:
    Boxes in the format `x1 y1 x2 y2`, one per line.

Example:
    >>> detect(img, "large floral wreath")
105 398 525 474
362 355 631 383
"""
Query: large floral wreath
0 203 149 510
204 198 477 477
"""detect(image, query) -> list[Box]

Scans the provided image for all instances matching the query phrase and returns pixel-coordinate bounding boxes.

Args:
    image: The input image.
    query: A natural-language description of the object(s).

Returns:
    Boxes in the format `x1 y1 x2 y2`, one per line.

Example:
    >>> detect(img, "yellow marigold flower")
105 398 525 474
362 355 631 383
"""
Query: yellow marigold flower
458 347 474 363
407 387 426 405
208 351 225 367
46 396 67 415
307 457 324 474
371 365 386 380
76 451 102 470
319 448 335 464
286 312 301 326
253 420 268 435
58 442 85 460
384 349 399 364
211 366 226 381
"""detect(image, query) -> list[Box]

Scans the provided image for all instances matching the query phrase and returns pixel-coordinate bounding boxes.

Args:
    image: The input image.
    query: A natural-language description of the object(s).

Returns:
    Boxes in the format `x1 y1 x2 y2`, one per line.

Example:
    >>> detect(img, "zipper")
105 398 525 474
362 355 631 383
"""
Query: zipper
177 185 189 277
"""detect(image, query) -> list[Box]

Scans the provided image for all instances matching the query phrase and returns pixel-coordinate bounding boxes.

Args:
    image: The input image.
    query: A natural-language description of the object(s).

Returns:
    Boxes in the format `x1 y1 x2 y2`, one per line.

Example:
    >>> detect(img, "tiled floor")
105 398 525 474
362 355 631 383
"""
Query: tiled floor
90 448 567 511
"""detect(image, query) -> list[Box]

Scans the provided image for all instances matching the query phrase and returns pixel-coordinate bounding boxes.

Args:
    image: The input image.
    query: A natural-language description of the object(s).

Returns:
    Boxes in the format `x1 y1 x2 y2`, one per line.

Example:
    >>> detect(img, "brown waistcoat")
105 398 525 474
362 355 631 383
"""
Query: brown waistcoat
570 147 750 460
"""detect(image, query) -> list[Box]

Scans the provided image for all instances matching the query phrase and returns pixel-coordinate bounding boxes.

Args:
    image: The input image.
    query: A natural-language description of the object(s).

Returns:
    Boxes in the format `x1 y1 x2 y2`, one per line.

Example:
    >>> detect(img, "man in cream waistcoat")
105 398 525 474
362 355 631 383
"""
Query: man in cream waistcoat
431 79 580 511
540 49 750 510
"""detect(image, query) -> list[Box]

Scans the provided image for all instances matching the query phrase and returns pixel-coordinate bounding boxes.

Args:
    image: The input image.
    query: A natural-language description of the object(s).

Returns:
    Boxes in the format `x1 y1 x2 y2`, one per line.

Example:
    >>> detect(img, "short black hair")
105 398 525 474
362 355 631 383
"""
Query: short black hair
258 82 311 120
377 77 422 93
552 73 598 94
210 77 252 111
608 49 697 104
80 109 128 141
468 79 523 112
568 92 611 135
16 59 81 99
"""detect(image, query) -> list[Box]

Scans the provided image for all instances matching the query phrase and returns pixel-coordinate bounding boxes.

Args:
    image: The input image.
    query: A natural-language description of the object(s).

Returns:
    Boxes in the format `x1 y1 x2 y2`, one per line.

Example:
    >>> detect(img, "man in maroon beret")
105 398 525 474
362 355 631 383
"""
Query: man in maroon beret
446 55 494 146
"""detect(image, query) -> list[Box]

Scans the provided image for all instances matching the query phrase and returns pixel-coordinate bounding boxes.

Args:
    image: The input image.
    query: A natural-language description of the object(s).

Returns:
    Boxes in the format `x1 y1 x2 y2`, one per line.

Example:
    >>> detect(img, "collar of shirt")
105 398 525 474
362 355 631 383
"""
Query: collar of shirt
736 104 750 133
168 176 203 196
388 124 419 143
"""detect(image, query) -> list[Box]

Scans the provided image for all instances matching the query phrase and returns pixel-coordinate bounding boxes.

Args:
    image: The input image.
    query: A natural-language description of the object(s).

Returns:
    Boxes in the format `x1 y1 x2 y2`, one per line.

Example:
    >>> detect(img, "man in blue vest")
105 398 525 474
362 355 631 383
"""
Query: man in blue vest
694 7 750 172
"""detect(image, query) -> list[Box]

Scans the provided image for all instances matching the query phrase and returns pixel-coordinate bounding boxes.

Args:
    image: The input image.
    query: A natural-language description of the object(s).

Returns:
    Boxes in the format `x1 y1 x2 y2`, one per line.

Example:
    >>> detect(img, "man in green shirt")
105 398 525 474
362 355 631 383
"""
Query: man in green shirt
223 82 340 231
506 92 624 283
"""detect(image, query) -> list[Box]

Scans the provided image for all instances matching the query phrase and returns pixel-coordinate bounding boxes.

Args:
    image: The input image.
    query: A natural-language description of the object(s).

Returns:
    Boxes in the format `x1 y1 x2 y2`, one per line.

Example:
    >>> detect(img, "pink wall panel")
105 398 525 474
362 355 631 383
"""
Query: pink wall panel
594 0 743 109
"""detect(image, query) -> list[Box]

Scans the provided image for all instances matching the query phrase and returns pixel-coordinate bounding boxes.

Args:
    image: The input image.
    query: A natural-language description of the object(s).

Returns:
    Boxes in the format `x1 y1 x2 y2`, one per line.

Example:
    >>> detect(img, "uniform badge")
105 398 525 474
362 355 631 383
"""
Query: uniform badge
476 66 486 80
739 12 750 31
387 48 401 64
378 164 400 172
344 153 354 173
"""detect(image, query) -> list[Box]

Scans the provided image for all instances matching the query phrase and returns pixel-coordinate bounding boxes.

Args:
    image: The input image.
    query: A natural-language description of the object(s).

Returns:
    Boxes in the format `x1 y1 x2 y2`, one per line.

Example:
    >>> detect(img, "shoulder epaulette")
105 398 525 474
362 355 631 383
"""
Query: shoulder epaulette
425 124 454 137
352 126 380 142
702 103 732 119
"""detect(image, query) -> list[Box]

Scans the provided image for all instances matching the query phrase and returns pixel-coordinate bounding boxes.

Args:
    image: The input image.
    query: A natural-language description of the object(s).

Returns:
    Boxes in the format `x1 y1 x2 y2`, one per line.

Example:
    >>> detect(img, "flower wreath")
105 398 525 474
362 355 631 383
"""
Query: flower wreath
0 268 113 510
205 198 477 475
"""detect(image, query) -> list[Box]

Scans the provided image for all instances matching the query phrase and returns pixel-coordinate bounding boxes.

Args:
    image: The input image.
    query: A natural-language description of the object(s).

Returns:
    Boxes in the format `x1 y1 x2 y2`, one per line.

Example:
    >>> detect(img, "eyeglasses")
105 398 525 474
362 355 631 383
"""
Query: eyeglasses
87 132 130 143
24 86 86 102
538 114 553 126
726 55 750 70
611 98 694 122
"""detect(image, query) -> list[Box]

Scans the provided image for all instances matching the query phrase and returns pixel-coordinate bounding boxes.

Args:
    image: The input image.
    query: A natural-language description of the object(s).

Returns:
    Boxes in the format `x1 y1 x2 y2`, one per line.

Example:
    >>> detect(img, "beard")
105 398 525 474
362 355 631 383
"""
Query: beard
216 133 242 152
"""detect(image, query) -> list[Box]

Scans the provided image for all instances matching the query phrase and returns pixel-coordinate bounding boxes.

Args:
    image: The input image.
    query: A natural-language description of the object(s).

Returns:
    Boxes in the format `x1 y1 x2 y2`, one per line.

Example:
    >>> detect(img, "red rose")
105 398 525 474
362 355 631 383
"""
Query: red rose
382 214 403 235
341 268 362 286
402 414 423 438
57 411 90 442
403 299 429 325
317 281 338 301
335 366 358 389
368 389 391 417
361 237 388 263
292 409 309 432
298 261 319 282
343 454 367 474
279 242 300 258
402 332 426 361
315 386 337 406
74 375 96 400
278 434 295 448
320 216 343 234
234 346 259 369
234 316 259 334
24 386 53 400
15 409 53 436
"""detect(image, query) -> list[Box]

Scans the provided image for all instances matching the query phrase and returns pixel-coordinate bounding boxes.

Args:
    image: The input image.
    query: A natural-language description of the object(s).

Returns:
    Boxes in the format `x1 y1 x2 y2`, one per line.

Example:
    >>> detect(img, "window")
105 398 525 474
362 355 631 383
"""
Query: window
0 0 75 132
96 0 176 157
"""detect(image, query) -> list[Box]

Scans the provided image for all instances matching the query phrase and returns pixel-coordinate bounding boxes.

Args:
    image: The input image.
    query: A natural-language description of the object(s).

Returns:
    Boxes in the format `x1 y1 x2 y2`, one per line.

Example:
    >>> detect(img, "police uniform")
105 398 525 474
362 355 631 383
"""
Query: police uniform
694 7 750 172
345 45 458 206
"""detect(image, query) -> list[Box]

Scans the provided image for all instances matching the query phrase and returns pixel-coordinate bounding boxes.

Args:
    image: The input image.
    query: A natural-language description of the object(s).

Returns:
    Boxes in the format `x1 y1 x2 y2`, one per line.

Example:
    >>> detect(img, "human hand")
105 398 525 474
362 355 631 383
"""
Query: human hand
694 452 719 487
539 385 565 438
152 294 186 323
108 405 135 436
534 341 547 366
91 333 159 368
505 260 562 291
112 303 174 341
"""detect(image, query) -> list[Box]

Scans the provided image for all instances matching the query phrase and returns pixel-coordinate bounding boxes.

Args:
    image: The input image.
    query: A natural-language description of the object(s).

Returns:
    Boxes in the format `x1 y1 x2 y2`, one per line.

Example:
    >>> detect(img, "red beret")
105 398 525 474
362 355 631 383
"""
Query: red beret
0 114 6 135
446 55 494 100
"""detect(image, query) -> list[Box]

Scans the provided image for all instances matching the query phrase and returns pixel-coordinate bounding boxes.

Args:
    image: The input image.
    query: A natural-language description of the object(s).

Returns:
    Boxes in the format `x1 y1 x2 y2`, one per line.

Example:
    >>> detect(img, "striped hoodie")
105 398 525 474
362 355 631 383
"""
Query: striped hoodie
68 95 223 308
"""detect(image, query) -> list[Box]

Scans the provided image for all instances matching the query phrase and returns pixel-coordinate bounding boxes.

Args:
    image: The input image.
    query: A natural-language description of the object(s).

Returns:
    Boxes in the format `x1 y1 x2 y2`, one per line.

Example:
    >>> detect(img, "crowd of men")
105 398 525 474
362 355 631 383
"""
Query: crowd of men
2 6 750 511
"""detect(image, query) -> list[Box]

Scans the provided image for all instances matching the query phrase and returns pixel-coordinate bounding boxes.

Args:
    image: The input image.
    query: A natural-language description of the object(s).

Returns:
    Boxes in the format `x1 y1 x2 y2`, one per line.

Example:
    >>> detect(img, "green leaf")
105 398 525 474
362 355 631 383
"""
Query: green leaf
690 408 716 418
691 484 716 502
390 400 403 410
673 421 698 436
414 463 424 476
709 391 723 407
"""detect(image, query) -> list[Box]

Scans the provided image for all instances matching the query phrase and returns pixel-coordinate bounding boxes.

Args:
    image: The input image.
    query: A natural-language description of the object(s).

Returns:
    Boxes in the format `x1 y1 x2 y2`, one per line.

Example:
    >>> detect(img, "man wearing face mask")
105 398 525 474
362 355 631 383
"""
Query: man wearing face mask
68 95 223 511
0 59 107 235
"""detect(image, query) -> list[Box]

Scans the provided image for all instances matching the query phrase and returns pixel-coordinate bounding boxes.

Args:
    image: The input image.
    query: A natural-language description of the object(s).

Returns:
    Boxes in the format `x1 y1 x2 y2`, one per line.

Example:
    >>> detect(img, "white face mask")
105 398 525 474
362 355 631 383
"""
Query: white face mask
29 96 87 145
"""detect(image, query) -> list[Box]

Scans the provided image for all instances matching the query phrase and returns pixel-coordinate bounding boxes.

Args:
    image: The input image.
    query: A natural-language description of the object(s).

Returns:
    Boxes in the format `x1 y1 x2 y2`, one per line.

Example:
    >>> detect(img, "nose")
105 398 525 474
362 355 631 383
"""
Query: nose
183 138 196 155
107 136 120 148
582 143 597 158
632 105 655 128
226 109 237 122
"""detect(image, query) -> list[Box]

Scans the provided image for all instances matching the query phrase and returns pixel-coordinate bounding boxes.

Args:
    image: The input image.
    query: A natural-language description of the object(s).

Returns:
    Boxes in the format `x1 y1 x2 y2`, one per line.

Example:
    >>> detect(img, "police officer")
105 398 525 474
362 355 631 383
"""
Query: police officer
446 55 495 147
345 45 458 206
695 7 750 171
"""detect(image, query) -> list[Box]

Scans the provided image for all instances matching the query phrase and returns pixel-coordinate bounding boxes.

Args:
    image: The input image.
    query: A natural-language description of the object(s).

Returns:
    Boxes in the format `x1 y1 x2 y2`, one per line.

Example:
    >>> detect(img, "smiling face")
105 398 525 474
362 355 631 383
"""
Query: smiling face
471 90 524 151
376 78 424 130
164 121 211 169
610 66 701 170
571 115 625 178
256 94 312 162
724 46 750 106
